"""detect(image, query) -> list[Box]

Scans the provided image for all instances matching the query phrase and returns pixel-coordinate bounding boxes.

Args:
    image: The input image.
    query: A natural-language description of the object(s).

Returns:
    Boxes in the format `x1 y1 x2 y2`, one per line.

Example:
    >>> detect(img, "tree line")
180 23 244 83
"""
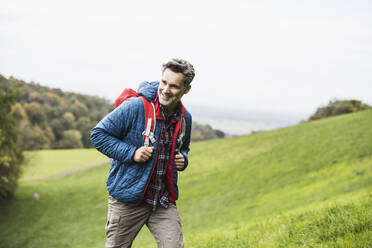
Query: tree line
0 74 113 150
0 74 224 151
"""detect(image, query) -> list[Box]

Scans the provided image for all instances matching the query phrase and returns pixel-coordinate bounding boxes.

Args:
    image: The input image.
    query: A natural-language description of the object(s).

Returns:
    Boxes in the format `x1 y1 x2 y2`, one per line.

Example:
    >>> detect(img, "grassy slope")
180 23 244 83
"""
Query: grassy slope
178 109 372 230
177 109 372 247
0 110 371 247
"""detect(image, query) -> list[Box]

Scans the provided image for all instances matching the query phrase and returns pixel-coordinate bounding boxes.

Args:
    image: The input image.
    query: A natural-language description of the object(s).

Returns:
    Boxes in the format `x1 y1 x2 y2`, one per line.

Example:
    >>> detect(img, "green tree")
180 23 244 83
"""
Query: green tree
44 105 64 120
44 92 61 106
71 100 88 117
24 102 47 125
0 88 24 200
63 112 76 129
28 91 43 103
10 103 27 122
50 118 65 141
76 117 94 147
56 130 83 149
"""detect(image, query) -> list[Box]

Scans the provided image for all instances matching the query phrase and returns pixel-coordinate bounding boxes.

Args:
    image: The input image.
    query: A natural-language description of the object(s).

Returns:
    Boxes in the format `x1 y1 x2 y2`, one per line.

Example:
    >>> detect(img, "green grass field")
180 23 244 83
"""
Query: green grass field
0 110 371 247
21 149 108 183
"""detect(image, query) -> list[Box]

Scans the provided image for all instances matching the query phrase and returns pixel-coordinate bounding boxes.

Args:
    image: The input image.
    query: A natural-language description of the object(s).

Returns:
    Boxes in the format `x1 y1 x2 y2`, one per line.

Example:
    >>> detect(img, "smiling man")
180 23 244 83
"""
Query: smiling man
90 58 195 248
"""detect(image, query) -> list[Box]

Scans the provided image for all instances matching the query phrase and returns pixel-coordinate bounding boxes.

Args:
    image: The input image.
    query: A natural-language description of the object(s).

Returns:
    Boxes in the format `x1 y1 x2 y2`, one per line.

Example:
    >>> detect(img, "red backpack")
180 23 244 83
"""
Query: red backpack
115 88 156 147
115 88 186 149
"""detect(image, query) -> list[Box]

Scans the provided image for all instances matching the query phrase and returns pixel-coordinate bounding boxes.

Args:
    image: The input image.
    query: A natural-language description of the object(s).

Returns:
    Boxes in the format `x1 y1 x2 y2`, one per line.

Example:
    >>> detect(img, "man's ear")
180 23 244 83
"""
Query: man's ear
184 85 191 94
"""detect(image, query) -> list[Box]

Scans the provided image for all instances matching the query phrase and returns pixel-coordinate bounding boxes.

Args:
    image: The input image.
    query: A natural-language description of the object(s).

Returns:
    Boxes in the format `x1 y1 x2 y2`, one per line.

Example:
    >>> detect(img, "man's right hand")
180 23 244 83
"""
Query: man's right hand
133 146 154 163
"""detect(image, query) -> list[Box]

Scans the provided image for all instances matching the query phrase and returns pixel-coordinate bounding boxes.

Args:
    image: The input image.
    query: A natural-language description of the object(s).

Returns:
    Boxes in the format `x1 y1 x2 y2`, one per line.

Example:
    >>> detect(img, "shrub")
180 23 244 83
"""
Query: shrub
309 99 371 121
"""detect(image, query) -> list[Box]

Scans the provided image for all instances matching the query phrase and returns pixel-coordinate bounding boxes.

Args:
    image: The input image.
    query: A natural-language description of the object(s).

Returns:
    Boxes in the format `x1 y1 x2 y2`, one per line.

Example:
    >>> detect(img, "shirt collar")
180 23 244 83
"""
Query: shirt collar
154 95 182 122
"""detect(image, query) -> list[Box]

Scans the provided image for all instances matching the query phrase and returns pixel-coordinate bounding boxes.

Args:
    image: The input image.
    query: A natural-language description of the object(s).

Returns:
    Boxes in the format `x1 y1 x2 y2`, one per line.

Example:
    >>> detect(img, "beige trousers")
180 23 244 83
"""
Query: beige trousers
105 196 184 248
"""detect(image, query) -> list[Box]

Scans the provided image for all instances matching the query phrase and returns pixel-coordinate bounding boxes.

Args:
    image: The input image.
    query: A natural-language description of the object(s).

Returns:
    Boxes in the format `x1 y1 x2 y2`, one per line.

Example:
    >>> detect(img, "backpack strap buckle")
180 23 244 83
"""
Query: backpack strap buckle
142 118 156 147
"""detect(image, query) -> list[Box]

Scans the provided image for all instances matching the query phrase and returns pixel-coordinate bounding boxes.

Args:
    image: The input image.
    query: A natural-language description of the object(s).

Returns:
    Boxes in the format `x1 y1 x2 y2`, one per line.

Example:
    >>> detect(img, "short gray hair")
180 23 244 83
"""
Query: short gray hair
162 58 195 86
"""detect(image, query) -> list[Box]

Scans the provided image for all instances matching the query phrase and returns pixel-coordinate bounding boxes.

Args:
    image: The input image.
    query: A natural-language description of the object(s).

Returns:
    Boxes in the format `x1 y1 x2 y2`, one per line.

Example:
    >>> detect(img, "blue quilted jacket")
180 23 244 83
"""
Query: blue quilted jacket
90 81 192 204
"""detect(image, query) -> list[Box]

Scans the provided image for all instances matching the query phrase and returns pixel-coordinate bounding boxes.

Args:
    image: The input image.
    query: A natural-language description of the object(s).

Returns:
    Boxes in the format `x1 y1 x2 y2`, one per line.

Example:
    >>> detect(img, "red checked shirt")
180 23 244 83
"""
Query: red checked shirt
144 103 182 211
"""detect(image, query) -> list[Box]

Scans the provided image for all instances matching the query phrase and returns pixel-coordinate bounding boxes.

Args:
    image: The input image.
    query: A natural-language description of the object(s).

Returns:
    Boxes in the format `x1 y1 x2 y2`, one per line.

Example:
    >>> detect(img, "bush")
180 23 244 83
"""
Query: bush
191 122 226 142
0 88 24 200
309 99 371 121
192 122 217 141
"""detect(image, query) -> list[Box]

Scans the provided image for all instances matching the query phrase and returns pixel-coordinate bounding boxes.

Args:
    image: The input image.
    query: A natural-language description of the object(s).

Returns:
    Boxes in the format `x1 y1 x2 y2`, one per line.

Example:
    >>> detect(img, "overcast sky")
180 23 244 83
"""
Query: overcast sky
1 0 371 122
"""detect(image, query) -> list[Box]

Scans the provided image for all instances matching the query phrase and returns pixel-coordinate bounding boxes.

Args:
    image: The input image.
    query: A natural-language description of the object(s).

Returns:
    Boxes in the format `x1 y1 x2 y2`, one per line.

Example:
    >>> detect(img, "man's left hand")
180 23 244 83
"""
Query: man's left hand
175 151 185 171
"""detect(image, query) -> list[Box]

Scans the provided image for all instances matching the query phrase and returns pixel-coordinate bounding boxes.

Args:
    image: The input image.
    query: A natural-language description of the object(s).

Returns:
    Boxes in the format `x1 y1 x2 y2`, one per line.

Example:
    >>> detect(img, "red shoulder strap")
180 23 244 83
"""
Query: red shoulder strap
114 88 156 146
140 96 156 145
115 88 138 108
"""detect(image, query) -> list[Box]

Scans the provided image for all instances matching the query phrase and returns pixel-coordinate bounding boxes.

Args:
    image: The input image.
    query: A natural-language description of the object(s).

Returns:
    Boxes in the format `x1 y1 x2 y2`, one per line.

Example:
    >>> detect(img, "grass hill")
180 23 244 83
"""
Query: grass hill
0 110 371 247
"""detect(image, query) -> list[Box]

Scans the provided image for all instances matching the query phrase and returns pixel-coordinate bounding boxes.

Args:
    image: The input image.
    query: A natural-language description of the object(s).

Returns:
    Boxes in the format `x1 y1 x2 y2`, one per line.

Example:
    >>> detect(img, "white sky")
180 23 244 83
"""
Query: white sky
1 0 371 121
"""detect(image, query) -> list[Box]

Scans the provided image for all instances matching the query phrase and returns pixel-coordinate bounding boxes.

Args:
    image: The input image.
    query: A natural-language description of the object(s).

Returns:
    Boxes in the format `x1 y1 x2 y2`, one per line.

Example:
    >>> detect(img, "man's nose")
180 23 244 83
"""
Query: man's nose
163 85 170 93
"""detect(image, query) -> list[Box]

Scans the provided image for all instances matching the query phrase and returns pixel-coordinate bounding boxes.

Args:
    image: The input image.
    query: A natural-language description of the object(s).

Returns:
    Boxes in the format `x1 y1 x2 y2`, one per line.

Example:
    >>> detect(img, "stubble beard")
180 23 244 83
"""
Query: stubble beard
159 92 179 114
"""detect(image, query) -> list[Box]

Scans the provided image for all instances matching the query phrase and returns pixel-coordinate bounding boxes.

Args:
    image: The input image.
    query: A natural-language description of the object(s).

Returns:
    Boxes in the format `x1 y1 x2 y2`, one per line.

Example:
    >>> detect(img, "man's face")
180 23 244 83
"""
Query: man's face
158 68 191 112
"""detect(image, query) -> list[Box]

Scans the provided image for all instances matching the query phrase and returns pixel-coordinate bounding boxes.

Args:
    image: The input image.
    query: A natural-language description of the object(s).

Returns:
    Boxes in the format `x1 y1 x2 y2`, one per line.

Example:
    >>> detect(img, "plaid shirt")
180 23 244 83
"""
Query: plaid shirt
144 103 182 211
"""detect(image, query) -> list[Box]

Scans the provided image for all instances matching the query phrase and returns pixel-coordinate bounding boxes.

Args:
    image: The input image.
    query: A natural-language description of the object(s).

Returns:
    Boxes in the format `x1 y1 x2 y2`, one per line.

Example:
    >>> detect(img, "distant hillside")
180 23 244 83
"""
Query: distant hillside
0 74 112 150
0 110 370 247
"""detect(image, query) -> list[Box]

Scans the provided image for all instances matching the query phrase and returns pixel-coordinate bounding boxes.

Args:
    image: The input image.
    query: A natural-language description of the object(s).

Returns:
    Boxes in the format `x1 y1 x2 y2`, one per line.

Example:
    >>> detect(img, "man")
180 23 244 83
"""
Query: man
90 58 194 248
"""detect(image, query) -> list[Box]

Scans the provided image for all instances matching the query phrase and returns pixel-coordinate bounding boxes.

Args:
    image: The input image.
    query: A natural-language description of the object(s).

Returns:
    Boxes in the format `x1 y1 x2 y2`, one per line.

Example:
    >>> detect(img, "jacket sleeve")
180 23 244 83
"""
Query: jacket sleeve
178 113 192 171
90 98 139 164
